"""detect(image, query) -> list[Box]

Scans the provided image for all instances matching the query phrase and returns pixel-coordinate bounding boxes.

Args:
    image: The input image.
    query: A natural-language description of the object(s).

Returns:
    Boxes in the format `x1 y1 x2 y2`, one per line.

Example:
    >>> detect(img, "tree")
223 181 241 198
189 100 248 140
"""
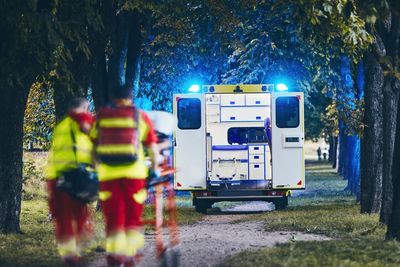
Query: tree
0 0 103 233
269 0 399 237
0 0 59 233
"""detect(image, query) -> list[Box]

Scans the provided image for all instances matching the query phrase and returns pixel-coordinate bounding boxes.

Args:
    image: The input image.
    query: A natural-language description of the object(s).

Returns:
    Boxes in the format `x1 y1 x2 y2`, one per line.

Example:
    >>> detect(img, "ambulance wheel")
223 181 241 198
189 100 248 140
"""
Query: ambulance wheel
275 204 288 210
195 204 208 214
273 197 288 210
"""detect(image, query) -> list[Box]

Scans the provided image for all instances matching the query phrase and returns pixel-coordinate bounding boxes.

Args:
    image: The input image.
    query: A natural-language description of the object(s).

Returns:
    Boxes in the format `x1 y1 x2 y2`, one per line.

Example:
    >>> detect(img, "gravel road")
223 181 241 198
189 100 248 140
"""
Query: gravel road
88 202 329 267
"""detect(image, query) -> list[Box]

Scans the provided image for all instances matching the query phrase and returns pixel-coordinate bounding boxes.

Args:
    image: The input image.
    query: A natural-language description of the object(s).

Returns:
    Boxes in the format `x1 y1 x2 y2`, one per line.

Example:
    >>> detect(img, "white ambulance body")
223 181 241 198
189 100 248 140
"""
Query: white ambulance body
173 84 305 213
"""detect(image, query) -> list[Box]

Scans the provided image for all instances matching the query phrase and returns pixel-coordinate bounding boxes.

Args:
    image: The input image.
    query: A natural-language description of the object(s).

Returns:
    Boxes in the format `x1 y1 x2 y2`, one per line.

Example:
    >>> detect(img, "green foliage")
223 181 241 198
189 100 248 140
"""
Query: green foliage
272 0 373 62
24 83 56 150
305 90 336 141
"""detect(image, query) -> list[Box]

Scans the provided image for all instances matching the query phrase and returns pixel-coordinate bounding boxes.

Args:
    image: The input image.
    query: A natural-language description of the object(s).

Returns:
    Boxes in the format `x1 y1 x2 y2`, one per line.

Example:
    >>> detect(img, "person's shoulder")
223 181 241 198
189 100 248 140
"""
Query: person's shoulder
138 109 151 122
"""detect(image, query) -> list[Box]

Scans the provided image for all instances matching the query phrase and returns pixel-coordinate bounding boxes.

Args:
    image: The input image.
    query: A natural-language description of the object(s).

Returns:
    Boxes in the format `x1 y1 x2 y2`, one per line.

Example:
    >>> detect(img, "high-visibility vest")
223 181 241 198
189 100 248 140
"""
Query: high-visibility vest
92 106 152 181
46 117 93 180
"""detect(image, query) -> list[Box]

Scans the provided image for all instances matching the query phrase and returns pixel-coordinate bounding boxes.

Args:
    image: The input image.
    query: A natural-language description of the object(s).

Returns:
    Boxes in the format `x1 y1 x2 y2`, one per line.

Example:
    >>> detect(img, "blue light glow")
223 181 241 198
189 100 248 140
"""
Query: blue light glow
276 83 288 91
188 84 200 93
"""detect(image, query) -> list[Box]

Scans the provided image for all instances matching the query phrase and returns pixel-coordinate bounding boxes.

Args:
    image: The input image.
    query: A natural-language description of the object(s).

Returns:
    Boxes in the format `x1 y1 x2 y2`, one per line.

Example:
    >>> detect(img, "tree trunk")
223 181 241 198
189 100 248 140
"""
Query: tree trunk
125 10 142 98
380 12 400 225
338 127 346 176
90 41 109 111
52 44 91 121
345 135 361 197
332 136 338 169
328 136 334 163
386 81 400 239
106 10 142 99
53 78 87 122
380 78 399 224
0 86 30 233
360 52 384 214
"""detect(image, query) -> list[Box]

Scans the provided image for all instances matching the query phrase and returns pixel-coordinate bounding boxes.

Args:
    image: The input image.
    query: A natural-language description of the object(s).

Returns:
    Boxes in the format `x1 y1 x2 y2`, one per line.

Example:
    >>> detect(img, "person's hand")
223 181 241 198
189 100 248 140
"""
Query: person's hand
147 169 161 189
148 169 161 179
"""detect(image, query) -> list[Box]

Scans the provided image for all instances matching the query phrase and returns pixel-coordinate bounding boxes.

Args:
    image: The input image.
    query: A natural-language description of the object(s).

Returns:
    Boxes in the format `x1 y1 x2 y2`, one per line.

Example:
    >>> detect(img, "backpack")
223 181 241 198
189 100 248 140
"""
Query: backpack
96 106 140 165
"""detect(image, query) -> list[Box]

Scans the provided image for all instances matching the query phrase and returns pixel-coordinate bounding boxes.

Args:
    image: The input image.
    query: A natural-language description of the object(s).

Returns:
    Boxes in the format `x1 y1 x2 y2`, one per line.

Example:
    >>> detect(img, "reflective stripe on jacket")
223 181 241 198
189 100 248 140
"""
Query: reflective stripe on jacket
46 117 93 180
92 106 152 181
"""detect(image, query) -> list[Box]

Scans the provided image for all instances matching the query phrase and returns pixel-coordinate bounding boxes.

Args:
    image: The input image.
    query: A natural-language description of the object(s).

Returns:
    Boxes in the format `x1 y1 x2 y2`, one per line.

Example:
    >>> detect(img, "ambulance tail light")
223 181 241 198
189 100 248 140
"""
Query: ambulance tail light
265 190 287 196
194 191 213 197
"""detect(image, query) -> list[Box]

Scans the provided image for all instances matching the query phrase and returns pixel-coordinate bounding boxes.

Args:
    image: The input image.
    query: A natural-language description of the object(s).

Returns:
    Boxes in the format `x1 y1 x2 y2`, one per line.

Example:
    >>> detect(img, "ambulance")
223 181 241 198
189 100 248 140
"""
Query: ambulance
172 84 305 213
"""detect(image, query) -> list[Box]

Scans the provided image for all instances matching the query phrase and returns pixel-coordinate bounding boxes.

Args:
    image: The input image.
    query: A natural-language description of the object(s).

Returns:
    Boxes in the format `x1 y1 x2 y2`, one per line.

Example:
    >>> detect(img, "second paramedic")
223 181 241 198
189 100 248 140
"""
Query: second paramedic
91 86 159 266
46 98 95 266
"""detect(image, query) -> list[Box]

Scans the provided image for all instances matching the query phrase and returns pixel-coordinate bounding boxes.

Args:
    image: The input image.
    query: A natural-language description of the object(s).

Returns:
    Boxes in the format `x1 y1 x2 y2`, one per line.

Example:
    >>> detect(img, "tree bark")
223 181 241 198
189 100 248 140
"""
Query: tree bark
380 13 400 225
91 50 109 111
53 76 88 122
0 86 30 233
360 52 384 214
380 78 399 224
332 136 338 169
52 41 91 121
125 10 142 98
386 81 400 239
338 126 346 176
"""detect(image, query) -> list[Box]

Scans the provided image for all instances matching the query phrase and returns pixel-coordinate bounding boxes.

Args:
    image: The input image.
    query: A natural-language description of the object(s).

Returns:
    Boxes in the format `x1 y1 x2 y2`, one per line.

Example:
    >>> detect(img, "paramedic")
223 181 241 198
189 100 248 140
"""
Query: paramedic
264 117 272 156
92 86 159 266
317 147 322 161
46 98 95 266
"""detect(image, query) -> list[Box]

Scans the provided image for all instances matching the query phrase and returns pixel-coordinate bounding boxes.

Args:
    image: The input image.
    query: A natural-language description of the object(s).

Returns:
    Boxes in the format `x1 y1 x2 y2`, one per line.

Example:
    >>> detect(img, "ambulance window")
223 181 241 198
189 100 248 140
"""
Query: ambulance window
228 127 267 144
177 98 201 129
276 96 299 128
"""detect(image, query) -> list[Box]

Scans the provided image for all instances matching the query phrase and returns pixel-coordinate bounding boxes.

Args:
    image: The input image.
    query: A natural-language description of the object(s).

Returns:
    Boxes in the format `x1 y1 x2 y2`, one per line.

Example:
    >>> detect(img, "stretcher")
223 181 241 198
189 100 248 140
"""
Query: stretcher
141 110 180 267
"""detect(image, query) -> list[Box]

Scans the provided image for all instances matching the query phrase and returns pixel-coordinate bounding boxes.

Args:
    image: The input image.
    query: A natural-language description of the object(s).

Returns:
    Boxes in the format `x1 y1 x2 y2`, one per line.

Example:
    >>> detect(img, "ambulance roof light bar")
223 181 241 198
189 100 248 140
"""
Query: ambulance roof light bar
188 84 201 93
276 83 288 91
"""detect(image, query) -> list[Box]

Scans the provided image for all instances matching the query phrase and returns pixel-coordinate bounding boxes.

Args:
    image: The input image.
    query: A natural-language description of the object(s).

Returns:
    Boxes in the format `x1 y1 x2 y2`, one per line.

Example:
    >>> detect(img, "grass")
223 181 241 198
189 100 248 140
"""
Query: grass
0 152 202 267
220 160 397 267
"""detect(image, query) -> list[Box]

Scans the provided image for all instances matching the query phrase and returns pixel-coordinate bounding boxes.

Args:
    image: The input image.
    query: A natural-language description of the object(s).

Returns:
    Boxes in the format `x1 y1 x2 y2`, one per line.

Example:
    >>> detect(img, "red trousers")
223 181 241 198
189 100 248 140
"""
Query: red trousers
47 180 90 242
100 178 146 235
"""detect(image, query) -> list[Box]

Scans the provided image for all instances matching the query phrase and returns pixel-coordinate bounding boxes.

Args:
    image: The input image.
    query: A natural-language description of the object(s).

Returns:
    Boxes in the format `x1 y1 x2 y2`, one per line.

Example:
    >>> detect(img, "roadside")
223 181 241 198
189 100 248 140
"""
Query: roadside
220 161 400 267
88 203 329 267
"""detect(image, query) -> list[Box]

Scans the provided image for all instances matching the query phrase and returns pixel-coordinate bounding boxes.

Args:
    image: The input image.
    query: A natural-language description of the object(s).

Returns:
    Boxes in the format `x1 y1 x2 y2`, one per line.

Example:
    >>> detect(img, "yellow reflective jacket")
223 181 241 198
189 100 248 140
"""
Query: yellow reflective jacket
46 116 93 180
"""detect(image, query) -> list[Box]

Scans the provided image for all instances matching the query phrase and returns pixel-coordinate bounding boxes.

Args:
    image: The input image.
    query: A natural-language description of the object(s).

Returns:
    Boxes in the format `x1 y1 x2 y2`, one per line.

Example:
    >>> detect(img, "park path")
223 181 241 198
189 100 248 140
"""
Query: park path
87 201 329 267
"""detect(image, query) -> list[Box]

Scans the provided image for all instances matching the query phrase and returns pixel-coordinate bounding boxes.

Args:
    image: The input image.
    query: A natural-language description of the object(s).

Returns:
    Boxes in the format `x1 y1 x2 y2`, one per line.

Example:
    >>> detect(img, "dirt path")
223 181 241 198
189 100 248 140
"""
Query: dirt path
88 202 329 267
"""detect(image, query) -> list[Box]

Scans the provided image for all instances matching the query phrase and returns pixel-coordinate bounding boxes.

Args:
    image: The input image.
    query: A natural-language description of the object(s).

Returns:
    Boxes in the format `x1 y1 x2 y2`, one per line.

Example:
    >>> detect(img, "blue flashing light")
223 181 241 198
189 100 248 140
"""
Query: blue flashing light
276 83 288 91
188 84 200 93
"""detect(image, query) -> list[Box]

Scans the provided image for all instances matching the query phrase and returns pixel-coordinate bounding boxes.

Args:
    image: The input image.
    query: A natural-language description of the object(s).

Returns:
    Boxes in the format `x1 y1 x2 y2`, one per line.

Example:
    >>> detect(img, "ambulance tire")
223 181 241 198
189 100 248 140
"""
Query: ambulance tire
194 202 211 214
273 197 288 210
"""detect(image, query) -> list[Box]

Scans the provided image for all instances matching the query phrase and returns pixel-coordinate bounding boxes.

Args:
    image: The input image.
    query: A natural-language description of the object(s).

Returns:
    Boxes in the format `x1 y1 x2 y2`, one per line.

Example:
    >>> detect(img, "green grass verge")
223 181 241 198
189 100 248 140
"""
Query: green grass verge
0 199 201 267
220 239 400 267
220 161 395 267
0 153 202 267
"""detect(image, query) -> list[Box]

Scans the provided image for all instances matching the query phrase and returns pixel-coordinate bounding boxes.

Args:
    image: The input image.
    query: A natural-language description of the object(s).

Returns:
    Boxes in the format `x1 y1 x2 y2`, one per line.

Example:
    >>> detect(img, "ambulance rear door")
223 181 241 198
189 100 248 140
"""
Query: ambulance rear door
173 94 207 190
271 92 305 189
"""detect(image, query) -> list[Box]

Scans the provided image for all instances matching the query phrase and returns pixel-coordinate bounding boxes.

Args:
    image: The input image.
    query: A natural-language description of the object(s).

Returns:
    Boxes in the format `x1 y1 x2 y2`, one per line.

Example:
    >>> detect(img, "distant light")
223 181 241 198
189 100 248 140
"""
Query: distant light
188 84 200 93
276 83 288 91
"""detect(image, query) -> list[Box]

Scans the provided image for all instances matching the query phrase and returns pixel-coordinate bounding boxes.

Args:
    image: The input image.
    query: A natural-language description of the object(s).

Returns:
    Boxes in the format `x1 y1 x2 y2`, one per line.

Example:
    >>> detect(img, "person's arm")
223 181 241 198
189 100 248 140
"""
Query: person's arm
140 111 160 172
147 143 160 171
264 117 272 158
